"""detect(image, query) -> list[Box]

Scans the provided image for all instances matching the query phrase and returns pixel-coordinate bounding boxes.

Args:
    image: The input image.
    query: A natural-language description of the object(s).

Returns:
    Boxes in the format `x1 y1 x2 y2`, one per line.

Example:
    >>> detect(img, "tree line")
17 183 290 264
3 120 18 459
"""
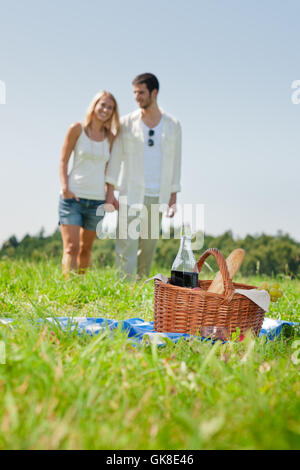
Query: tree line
1 228 300 277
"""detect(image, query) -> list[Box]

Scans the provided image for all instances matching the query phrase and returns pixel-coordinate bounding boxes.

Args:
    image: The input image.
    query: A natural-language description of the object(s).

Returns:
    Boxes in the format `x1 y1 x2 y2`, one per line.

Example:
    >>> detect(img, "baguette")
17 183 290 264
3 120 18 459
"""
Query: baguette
207 248 245 294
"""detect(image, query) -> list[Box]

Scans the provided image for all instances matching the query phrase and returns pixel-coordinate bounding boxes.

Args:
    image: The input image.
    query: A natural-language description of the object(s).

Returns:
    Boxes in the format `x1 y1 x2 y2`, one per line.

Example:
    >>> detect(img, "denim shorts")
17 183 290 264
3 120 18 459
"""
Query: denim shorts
58 196 105 231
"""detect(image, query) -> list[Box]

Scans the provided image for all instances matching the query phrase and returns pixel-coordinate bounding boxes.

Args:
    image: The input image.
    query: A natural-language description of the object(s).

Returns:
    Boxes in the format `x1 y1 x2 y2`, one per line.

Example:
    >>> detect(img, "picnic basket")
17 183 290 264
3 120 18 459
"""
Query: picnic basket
153 248 266 338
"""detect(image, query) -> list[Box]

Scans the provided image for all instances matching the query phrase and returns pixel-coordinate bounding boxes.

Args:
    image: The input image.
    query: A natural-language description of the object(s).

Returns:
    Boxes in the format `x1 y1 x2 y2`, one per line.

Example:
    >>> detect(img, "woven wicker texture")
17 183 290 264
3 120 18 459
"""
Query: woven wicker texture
153 248 266 338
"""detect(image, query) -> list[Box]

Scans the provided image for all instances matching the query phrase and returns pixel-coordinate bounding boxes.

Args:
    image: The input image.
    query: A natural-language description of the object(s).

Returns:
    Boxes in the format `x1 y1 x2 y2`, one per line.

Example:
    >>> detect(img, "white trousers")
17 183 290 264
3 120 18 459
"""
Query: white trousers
116 196 162 279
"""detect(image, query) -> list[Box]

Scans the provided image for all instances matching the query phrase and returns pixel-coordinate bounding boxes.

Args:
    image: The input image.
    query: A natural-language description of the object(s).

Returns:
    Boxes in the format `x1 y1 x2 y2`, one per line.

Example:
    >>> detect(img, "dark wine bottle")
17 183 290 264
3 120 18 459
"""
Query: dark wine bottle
170 224 199 288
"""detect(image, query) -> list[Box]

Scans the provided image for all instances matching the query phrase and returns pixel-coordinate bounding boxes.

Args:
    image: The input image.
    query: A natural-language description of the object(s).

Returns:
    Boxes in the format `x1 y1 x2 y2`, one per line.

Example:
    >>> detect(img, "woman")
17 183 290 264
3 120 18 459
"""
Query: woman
59 91 120 276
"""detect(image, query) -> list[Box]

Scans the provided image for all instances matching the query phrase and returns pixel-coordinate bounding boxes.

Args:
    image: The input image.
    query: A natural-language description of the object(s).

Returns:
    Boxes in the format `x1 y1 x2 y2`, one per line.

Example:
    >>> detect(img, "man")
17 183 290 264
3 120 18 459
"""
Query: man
105 73 182 279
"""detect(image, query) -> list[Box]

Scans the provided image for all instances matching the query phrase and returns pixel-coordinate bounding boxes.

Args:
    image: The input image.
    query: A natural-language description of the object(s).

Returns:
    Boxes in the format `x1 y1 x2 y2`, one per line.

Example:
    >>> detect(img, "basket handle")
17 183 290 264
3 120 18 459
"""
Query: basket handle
196 248 235 298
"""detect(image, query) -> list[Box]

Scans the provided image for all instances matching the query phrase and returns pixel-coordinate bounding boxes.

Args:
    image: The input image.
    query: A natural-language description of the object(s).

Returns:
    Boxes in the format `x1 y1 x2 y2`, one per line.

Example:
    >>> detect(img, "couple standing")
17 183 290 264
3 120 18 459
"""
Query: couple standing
59 73 182 279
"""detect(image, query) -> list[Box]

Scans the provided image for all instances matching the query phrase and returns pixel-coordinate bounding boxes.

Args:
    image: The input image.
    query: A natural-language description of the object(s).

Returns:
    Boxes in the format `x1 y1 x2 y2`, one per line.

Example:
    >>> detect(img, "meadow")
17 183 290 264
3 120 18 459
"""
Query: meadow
0 258 299 450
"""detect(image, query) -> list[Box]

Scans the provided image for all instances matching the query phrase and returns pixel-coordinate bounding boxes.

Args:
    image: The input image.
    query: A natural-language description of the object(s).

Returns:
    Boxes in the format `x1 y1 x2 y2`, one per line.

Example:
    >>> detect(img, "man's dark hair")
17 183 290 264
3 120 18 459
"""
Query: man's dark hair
132 73 159 93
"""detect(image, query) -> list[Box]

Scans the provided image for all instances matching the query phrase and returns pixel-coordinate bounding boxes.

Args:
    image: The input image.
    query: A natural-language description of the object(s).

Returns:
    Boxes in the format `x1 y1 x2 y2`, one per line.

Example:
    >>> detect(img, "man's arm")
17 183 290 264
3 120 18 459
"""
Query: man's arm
167 121 182 217
167 192 177 218
105 129 124 210
105 183 118 211
105 130 123 188
170 121 182 194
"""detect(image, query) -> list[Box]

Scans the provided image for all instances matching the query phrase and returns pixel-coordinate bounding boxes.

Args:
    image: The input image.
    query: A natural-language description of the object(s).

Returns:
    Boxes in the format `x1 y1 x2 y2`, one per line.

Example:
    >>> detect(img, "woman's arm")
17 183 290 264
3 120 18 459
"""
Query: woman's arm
59 122 82 200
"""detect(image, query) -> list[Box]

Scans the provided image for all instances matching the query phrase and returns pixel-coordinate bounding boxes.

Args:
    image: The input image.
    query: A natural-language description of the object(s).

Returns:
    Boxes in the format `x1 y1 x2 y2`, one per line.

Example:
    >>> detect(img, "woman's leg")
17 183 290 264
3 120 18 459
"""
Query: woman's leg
78 228 97 274
60 224 80 276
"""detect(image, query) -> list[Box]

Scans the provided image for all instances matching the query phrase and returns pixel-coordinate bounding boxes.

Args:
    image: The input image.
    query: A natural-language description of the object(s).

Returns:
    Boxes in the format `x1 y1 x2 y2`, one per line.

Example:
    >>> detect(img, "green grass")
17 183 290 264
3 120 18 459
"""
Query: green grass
0 258 299 450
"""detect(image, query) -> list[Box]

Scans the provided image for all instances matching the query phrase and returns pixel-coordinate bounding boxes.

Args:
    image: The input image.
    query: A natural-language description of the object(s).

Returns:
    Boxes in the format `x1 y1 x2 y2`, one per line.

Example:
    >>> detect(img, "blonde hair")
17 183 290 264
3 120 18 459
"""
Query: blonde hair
84 91 120 138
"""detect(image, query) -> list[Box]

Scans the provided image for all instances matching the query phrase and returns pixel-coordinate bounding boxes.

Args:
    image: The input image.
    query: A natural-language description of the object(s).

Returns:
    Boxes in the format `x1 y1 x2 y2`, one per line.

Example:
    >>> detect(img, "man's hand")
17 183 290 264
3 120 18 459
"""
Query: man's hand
166 192 177 218
104 196 116 212
112 196 119 211
104 183 118 212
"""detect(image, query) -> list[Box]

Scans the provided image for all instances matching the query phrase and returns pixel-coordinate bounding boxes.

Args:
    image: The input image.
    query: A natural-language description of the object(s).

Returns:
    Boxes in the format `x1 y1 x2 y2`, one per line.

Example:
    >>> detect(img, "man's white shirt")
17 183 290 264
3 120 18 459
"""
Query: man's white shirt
105 108 182 207
142 117 163 197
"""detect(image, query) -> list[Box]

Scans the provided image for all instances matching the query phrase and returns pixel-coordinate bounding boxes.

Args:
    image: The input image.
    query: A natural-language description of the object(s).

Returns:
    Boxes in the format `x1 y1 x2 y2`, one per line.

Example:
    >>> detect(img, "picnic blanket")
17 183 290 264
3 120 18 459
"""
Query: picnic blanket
0 316 297 345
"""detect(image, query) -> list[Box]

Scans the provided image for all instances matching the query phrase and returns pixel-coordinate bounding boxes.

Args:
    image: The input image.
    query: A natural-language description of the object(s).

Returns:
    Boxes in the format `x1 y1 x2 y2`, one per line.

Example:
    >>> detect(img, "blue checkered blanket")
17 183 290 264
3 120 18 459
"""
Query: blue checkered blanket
0 316 297 345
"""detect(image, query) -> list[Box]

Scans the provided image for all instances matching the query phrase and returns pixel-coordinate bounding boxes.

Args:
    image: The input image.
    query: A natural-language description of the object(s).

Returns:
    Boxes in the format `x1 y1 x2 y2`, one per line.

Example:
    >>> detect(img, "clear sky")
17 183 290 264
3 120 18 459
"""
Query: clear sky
1 0 300 244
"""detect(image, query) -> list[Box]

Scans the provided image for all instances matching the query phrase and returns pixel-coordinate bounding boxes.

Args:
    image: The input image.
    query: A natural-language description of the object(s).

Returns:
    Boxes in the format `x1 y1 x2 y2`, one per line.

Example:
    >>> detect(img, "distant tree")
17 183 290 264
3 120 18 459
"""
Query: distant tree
1 227 300 276
4 235 19 248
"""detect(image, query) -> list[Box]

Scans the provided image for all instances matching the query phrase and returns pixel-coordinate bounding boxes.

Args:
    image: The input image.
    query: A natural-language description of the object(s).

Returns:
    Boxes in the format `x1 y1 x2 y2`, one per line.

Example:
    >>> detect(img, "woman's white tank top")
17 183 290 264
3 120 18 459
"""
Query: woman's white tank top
68 125 110 200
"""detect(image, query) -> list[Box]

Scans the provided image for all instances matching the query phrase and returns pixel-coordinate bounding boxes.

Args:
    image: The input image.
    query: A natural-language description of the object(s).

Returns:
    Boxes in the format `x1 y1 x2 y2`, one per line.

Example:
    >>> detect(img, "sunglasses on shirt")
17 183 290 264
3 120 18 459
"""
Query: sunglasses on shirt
148 129 155 146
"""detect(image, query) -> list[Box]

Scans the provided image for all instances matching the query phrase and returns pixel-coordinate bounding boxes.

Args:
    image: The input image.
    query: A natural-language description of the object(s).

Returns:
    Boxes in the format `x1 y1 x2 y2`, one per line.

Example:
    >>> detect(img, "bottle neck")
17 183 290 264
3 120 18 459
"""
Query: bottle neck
179 235 192 253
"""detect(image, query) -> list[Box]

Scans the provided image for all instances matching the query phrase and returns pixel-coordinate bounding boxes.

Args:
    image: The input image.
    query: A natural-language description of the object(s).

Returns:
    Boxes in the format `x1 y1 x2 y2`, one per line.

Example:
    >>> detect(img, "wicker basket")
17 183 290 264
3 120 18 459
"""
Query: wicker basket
153 248 266 338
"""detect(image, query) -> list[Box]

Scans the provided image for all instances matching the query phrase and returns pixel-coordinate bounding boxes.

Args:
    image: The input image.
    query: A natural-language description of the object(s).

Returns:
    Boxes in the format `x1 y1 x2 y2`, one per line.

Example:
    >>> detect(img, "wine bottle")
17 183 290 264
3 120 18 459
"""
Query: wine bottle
170 224 199 288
